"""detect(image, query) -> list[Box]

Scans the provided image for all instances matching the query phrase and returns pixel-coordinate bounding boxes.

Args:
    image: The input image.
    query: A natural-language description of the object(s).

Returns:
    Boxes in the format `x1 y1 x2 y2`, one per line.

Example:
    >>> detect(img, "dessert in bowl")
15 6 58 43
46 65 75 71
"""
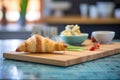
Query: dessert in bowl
92 31 115 44
60 25 88 46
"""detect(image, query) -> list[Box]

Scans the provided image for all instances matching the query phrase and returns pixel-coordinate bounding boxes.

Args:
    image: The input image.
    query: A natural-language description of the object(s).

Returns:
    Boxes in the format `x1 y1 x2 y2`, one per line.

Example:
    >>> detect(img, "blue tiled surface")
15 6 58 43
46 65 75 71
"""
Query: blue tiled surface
0 40 120 80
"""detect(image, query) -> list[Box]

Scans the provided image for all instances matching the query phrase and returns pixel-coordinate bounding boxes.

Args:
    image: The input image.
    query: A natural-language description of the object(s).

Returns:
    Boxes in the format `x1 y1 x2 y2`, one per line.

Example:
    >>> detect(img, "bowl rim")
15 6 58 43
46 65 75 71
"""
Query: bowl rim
60 33 89 37
92 31 115 34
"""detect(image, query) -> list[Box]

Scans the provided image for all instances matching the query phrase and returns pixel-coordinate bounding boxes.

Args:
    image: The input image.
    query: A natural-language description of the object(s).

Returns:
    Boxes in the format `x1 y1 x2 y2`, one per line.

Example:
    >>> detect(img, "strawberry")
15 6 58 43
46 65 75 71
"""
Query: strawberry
89 46 95 51
89 42 100 51
96 43 100 49
91 36 97 42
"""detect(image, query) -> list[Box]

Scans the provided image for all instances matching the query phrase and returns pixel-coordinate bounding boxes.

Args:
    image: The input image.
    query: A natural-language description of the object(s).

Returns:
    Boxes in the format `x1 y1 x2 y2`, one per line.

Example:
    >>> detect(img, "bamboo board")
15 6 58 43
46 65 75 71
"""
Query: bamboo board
3 40 120 66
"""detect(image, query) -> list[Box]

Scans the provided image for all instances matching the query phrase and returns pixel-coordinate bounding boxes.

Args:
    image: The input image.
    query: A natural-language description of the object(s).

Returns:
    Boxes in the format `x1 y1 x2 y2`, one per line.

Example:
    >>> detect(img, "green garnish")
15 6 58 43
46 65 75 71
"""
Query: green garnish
67 45 87 51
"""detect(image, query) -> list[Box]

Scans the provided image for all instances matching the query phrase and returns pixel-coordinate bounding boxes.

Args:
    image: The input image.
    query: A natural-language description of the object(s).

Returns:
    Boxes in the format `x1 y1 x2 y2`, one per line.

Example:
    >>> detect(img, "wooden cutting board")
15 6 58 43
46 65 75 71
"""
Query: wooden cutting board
3 40 120 66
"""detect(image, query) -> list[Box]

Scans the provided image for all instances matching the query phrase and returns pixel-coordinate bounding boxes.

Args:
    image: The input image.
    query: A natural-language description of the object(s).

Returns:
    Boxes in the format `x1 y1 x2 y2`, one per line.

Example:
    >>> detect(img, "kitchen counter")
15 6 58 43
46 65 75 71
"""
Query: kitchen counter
0 39 120 79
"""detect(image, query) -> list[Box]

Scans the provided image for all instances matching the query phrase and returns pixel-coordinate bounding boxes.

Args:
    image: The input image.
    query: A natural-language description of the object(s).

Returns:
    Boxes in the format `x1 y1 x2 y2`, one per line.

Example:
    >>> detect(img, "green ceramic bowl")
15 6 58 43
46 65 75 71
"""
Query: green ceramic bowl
60 33 88 46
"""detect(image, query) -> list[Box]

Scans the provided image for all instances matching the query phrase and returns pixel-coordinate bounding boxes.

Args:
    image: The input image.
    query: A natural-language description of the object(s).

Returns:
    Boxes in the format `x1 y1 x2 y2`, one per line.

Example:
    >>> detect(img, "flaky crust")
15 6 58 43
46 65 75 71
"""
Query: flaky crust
16 34 67 52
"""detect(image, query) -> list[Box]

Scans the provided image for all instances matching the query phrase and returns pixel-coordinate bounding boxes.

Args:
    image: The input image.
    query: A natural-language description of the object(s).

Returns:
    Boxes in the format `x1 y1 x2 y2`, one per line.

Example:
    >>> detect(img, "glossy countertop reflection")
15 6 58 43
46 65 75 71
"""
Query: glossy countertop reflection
0 39 120 79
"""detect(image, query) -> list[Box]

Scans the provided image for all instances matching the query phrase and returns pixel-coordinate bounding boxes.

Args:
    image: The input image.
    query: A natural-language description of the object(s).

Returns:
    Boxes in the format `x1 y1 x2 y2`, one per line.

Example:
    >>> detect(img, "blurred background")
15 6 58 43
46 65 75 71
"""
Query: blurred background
0 0 120 39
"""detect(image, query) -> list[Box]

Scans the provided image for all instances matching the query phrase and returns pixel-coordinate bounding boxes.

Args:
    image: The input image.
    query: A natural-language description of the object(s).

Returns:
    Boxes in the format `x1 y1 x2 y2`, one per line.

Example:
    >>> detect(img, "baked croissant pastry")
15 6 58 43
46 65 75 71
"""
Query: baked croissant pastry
16 34 67 52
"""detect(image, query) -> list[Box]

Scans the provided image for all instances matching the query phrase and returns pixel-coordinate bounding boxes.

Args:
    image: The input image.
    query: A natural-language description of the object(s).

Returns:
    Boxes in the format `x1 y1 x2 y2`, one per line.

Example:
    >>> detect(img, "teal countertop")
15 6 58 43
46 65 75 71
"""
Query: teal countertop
0 39 120 80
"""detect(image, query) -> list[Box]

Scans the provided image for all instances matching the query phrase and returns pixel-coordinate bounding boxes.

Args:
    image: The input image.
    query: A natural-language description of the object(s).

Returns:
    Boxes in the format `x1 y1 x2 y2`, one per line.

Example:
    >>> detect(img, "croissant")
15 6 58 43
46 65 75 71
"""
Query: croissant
16 34 67 52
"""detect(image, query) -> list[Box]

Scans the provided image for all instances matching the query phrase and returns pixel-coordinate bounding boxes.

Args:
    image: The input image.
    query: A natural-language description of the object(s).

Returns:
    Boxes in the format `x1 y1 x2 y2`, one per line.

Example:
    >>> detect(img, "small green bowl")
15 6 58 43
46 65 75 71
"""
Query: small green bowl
60 33 88 46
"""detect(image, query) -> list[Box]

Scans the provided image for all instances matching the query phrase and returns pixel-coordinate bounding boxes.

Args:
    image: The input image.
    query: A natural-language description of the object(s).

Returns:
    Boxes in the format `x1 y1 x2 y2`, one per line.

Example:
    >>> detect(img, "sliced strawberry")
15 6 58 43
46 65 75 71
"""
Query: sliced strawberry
89 46 95 51
96 43 100 49
89 42 100 51
91 36 97 42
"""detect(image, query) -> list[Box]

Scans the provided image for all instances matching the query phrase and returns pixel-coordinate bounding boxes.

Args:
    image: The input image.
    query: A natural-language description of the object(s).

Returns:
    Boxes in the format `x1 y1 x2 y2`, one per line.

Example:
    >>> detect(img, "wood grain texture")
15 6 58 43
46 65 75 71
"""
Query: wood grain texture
3 41 120 66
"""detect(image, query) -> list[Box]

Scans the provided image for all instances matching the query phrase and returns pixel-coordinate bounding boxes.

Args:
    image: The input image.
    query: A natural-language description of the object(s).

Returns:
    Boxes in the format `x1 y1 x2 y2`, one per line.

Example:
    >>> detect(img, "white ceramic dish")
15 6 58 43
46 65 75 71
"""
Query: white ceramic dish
92 31 115 44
